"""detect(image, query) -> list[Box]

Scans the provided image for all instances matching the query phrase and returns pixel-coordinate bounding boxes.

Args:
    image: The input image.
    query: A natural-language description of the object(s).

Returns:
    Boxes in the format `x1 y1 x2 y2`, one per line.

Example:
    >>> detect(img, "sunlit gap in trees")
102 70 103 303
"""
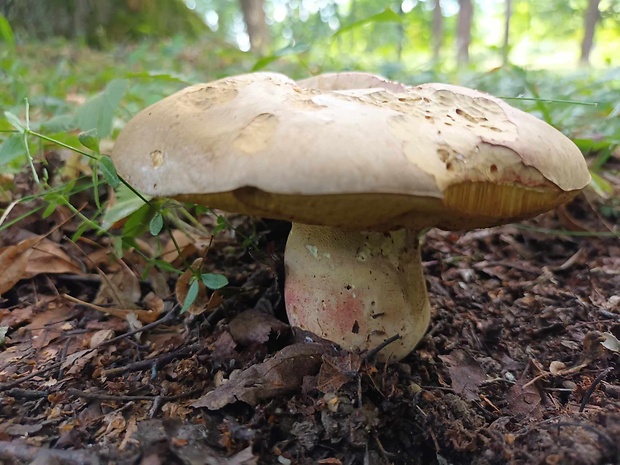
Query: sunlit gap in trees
182 0 617 68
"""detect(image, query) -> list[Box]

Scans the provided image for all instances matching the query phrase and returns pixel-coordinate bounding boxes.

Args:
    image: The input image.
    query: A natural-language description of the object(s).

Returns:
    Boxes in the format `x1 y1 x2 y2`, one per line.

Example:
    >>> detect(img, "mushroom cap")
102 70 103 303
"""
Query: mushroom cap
111 72 590 231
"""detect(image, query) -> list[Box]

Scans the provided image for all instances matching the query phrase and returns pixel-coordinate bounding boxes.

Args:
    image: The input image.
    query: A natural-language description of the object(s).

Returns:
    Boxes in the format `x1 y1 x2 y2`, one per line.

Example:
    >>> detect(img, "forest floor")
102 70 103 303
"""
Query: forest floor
0 159 619 465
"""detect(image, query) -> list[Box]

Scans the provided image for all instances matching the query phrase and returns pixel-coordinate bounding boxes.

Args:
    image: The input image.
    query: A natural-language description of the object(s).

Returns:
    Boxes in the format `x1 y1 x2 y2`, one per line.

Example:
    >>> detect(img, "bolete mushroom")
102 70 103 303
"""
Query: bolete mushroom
111 72 590 361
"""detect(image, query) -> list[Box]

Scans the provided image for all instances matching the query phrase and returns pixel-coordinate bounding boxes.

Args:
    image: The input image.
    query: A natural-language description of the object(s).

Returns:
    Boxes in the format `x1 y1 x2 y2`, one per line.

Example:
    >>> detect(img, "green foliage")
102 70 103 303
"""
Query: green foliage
333 7 402 37
0 14 16 52
201 273 229 290
150 212 164 236
75 80 128 137
0 1 618 302
180 278 201 313
180 272 229 314
101 184 149 230
0 133 26 166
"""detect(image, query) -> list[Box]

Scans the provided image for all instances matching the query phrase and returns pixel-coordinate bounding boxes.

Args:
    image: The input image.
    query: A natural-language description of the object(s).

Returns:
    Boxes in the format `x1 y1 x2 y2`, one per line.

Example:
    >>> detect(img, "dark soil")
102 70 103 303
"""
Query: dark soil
0 191 619 465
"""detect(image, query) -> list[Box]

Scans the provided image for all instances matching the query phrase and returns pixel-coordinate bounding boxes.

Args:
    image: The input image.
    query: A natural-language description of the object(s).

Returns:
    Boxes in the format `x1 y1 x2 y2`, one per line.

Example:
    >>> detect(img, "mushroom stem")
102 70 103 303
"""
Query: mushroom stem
284 224 430 361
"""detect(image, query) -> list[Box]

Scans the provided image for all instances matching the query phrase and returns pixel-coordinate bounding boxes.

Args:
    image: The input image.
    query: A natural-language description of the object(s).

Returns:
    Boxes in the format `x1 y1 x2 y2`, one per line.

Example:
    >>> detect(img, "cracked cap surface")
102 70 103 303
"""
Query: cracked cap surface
111 72 590 231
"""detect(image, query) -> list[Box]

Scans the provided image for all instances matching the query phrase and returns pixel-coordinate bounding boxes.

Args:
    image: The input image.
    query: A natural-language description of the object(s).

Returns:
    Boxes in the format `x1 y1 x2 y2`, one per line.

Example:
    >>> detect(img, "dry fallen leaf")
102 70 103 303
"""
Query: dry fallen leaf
601 332 620 353
119 415 138 451
439 350 487 401
175 258 222 315
317 353 362 393
193 343 325 410
161 229 197 264
88 329 115 349
25 302 74 350
62 348 97 375
0 236 42 295
0 304 34 328
143 292 166 314
549 361 567 375
228 309 289 346
23 238 82 278
94 261 141 308
211 331 239 365
506 379 543 419
63 294 162 324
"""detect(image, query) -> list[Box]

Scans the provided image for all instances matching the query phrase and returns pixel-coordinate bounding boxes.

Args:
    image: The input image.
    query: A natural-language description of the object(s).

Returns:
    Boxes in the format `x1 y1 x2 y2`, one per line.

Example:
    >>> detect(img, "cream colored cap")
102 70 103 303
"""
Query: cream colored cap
111 72 590 231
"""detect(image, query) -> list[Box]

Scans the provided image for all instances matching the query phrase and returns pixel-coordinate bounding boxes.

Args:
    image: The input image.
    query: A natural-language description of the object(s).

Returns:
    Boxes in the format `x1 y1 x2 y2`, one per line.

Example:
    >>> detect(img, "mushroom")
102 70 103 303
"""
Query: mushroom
111 72 590 361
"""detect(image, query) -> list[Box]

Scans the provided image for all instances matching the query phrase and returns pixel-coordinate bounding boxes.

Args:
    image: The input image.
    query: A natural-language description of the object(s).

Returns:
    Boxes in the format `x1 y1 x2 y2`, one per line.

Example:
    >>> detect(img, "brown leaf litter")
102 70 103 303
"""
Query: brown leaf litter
0 194 619 465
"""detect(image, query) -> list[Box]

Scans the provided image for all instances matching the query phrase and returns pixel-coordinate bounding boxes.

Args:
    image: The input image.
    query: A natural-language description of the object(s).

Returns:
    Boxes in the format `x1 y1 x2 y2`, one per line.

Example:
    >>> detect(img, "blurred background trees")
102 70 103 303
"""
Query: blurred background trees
239 0 270 52
0 0 617 69
0 0 205 45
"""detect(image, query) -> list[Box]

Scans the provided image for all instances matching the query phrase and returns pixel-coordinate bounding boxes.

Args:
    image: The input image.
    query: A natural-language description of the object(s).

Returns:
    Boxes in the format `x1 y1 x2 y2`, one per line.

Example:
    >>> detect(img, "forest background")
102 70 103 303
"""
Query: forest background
0 2 619 464
1 0 618 247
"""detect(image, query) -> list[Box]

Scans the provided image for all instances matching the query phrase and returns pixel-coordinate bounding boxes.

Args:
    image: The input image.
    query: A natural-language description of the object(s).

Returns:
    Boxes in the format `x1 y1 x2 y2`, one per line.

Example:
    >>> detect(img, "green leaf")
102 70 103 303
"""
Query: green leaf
101 183 150 230
0 14 15 54
201 273 228 290
99 156 120 188
112 235 124 258
42 200 58 219
153 259 180 273
124 71 191 84
71 220 91 242
589 171 614 199
122 204 156 238
572 138 612 153
252 43 311 71
4 111 25 133
150 211 164 236
0 133 27 166
40 114 77 133
333 8 402 37
78 129 100 153
75 79 128 138
212 215 228 235
180 278 200 313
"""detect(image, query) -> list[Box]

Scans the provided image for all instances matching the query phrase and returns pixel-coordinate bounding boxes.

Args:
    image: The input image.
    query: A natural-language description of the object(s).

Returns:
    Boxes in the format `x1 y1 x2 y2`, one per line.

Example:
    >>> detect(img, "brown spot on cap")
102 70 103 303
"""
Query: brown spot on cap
150 150 164 168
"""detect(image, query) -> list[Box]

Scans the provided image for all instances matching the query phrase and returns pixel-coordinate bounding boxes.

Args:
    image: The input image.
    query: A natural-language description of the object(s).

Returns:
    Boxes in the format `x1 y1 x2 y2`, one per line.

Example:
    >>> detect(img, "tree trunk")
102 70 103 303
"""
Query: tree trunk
432 0 443 64
396 1 404 61
239 0 270 53
580 0 601 65
456 0 473 67
502 0 512 66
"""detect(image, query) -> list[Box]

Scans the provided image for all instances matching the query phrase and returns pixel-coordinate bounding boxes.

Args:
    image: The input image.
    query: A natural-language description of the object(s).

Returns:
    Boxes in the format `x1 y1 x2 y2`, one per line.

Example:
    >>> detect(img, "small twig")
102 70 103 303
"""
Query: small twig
67 387 197 403
0 440 100 465
364 334 401 362
56 337 71 381
373 430 396 461
5 388 50 399
0 311 176 391
579 367 612 412
521 372 548 390
103 308 177 344
102 342 202 377
473 260 540 274
0 361 63 391
63 293 162 324
148 396 165 418
479 377 515 386
0 199 20 228
68 388 163 402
